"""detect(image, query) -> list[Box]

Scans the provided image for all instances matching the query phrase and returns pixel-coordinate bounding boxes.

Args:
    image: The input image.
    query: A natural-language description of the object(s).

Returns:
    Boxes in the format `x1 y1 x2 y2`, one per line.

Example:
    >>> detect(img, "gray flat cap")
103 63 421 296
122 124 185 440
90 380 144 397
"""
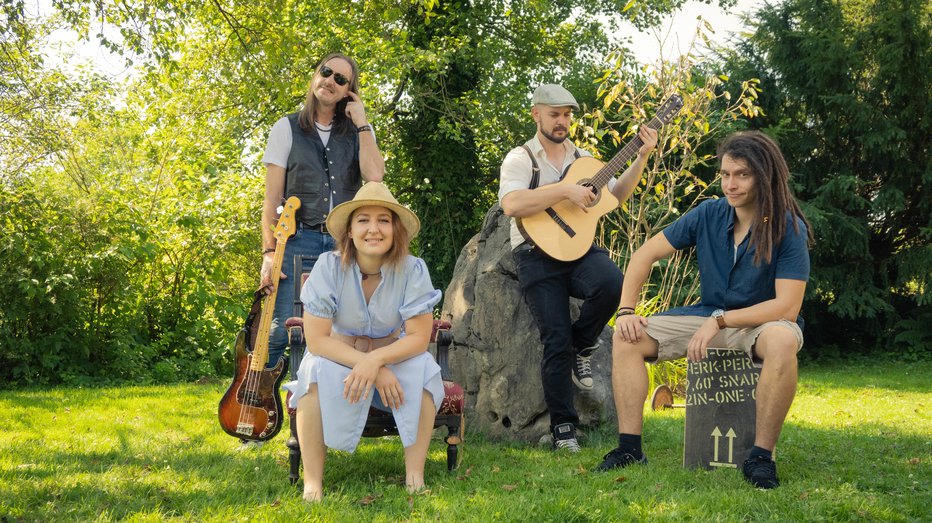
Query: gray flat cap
532 84 579 110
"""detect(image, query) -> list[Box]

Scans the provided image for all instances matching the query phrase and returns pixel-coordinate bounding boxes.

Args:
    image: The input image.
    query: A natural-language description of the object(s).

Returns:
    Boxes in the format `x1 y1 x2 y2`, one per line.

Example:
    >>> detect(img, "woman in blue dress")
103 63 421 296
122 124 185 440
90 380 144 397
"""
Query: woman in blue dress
284 182 443 502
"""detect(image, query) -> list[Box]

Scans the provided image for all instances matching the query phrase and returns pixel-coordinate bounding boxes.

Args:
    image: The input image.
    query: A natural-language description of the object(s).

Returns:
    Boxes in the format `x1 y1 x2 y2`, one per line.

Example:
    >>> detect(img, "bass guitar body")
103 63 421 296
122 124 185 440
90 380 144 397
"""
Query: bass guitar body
517 156 619 262
217 294 288 441
217 196 300 442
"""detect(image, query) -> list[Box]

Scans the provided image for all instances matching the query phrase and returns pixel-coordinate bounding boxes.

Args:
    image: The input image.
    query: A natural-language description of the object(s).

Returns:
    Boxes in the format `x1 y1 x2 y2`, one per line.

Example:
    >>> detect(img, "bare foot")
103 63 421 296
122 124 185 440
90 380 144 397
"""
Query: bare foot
405 476 426 494
302 489 323 503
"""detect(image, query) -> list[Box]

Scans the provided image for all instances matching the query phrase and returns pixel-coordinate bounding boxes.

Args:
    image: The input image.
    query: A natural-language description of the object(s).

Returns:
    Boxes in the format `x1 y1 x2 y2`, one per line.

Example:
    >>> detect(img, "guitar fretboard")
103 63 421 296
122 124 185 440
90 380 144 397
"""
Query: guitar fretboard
586 94 683 188
589 116 663 189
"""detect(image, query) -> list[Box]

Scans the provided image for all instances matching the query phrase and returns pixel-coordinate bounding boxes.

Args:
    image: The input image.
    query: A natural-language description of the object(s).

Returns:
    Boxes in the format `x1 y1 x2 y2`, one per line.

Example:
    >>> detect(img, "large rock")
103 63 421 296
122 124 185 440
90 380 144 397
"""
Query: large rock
441 204 616 443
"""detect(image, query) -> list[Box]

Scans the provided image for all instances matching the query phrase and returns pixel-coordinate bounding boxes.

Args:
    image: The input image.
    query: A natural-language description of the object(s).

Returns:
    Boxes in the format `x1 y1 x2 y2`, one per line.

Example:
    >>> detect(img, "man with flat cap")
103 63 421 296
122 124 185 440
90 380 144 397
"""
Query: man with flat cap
498 84 658 452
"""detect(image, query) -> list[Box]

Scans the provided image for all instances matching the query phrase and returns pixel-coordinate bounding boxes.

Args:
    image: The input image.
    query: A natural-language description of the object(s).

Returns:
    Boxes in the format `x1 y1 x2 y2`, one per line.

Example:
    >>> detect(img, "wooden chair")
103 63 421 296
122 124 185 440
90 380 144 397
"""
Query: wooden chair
283 254 464 486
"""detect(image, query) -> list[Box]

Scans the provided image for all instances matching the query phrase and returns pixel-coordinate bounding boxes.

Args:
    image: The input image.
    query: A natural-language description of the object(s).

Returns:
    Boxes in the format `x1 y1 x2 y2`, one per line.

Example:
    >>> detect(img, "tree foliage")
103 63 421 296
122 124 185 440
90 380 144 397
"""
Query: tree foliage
41 0 737 289
1 0 753 387
720 0 931 357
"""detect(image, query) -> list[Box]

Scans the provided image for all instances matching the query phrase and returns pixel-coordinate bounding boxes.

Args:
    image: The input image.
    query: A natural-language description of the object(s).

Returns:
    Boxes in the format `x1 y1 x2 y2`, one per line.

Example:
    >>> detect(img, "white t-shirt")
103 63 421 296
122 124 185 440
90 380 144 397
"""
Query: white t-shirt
498 136 615 249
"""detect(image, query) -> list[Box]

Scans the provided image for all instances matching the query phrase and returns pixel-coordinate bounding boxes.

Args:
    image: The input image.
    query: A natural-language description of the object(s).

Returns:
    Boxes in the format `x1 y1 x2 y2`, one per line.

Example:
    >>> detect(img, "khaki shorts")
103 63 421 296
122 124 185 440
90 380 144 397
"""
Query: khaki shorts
644 315 804 365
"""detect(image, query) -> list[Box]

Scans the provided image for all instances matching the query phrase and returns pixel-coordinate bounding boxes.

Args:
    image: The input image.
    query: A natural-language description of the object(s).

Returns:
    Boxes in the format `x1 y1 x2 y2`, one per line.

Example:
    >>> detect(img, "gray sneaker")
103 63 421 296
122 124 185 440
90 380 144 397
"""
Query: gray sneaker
572 345 598 391
551 423 581 453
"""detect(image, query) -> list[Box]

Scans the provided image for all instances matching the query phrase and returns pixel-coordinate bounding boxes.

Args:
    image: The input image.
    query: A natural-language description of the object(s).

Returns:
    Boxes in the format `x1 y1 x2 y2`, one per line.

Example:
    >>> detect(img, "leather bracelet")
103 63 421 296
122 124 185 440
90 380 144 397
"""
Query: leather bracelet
262 247 275 254
615 309 635 318
356 124 372 133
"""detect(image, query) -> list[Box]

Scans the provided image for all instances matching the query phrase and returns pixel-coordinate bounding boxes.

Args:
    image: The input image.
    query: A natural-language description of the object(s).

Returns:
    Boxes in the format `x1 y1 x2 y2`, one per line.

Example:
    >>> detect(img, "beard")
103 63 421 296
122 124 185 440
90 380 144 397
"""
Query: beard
540 126 568 144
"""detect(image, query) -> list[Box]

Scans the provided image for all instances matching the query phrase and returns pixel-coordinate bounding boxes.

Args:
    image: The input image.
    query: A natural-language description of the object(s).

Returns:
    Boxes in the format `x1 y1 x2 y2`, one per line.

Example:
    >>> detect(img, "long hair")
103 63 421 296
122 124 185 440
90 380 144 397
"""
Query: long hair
337 208 411 271
297 52 360 136
717 131 813 265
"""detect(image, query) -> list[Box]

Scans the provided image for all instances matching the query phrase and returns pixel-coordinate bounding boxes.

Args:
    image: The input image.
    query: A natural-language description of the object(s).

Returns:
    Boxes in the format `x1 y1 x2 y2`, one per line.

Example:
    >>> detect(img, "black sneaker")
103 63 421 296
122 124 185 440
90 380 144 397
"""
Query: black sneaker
551 423 581 453
594 447 647 471
742 455 780 488
572 344 598 391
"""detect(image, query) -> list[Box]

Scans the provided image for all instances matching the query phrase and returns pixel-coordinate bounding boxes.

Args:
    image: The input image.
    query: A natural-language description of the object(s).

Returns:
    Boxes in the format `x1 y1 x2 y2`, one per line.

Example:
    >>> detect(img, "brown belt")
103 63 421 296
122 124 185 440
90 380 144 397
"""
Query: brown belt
333 328 400 353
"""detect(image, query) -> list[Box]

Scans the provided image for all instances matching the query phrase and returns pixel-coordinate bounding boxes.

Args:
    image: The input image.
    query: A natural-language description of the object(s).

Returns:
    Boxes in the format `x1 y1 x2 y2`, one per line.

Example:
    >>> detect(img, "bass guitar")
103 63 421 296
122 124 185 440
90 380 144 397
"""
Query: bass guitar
218 196 300 441
518 94 684 261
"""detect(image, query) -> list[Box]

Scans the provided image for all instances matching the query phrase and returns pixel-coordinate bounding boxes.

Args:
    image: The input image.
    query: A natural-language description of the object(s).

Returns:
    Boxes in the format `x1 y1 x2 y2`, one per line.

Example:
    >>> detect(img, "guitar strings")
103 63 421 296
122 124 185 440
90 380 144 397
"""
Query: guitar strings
233 205 298 441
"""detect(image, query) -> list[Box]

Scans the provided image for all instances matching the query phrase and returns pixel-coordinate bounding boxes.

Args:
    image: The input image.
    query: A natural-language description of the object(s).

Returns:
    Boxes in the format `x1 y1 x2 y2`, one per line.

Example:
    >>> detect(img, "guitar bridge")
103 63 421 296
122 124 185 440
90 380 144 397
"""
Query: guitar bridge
235 423 254 436
545 208 577 237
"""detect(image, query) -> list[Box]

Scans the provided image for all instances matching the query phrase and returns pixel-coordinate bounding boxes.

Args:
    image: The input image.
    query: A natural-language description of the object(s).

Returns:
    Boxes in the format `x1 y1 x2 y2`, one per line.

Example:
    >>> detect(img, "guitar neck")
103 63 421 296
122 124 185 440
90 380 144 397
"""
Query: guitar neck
591 115 664 188
250 243 286 371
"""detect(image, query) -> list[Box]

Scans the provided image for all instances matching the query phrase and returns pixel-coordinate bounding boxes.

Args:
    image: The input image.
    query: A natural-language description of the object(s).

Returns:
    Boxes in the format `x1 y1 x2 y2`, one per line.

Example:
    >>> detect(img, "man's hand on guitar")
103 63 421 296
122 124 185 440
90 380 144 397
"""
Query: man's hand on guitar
259 253 286 295
563 183 596 211
638 126 659 157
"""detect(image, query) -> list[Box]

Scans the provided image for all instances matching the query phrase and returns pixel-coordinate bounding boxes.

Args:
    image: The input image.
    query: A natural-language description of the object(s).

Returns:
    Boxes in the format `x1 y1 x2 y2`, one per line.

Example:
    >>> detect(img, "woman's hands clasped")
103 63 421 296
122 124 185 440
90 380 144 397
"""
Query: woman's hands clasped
342 352 404 409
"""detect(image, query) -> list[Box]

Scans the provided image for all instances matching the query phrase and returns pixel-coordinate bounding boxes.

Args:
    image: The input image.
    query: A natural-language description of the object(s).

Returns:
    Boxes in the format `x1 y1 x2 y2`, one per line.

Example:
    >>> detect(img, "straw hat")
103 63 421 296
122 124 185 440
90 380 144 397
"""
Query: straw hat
326 182 421 240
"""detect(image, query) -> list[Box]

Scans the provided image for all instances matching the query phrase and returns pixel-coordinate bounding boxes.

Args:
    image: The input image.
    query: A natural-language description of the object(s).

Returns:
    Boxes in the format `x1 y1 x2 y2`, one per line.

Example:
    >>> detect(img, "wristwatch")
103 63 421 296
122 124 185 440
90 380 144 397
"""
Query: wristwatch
712 309 726 329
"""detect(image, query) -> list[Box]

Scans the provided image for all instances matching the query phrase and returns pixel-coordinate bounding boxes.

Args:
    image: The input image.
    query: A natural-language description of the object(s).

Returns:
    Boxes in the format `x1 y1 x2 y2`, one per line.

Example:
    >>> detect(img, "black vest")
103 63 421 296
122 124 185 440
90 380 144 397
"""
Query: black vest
285 113 362 227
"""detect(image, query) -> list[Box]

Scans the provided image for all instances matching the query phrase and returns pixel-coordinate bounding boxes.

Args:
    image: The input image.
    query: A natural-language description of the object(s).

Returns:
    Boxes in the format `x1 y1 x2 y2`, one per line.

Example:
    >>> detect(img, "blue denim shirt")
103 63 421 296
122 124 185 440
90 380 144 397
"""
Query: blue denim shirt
659 198 810 327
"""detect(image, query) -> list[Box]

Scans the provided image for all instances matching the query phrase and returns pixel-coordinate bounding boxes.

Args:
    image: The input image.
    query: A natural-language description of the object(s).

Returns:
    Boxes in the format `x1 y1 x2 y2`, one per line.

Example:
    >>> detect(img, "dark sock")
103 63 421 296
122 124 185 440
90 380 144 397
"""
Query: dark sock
618 433 642 457
748 446 772 461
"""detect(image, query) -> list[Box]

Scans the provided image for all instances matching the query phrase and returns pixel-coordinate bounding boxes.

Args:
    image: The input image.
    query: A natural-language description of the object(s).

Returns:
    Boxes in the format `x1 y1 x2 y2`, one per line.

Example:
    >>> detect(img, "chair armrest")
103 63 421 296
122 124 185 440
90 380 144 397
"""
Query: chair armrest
432 320 454 381
430 320 452 343
286 317 304 346
286 317 305 380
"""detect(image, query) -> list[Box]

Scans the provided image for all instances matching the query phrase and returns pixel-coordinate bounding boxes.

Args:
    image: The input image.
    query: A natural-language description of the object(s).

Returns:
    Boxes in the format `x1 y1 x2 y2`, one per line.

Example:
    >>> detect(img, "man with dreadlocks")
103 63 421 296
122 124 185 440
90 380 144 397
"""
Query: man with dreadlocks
594 131 813 489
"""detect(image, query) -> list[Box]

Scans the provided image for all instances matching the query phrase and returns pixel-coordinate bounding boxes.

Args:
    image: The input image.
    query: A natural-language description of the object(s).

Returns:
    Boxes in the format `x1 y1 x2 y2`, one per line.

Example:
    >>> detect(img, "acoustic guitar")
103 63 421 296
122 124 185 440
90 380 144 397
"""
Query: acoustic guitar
218 196 300 441
517 94 684 261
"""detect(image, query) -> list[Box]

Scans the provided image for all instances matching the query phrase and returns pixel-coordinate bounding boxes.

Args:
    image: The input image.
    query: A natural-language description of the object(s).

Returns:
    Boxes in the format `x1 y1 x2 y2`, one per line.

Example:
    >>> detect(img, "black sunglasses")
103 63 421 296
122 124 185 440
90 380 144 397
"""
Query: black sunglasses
319 66 350 86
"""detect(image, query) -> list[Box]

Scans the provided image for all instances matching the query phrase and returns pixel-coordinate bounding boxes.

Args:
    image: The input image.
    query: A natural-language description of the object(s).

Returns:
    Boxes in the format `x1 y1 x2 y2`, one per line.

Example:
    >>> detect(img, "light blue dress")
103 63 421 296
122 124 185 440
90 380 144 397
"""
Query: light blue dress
283 251 444 452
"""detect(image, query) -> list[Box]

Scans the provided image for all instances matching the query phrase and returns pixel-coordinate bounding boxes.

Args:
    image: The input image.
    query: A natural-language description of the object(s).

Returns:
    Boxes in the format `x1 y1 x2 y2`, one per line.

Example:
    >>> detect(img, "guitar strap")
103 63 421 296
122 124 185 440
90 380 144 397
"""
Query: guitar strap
562 150 582 180
520 145 540 190
521 144 580 190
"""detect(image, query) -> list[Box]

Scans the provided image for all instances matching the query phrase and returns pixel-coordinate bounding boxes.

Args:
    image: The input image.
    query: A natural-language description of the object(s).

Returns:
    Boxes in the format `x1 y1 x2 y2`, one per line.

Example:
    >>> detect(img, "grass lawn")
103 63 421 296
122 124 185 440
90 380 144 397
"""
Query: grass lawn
0 360 929 522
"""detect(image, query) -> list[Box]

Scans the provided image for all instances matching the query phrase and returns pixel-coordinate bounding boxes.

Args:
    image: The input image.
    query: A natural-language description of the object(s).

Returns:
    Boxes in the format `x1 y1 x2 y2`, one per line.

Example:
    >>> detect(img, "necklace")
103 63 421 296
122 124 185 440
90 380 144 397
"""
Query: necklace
361 270 381 280
315 121 332 132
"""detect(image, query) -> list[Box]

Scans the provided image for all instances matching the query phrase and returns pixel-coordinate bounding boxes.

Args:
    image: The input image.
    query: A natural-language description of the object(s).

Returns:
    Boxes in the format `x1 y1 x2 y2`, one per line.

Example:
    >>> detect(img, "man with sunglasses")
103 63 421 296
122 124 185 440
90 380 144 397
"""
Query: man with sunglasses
499 84 657 454
250 53 384 449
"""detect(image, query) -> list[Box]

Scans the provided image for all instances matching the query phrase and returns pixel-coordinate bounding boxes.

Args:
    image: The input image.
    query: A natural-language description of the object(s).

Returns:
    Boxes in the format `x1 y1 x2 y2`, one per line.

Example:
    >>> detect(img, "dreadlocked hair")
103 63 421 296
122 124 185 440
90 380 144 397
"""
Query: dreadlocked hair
717 131 813 266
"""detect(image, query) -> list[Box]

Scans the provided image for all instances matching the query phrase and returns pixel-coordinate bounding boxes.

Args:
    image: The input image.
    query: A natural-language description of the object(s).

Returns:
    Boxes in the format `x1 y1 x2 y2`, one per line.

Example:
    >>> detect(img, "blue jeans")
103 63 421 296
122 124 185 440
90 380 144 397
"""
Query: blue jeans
514 244 623 430
267 227 336 368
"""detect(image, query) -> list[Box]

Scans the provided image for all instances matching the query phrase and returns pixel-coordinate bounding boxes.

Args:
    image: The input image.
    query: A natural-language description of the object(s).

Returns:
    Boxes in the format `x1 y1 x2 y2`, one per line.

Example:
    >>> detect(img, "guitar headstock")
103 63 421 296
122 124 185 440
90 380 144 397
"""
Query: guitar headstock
655 94 684 124
273 196 301 242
